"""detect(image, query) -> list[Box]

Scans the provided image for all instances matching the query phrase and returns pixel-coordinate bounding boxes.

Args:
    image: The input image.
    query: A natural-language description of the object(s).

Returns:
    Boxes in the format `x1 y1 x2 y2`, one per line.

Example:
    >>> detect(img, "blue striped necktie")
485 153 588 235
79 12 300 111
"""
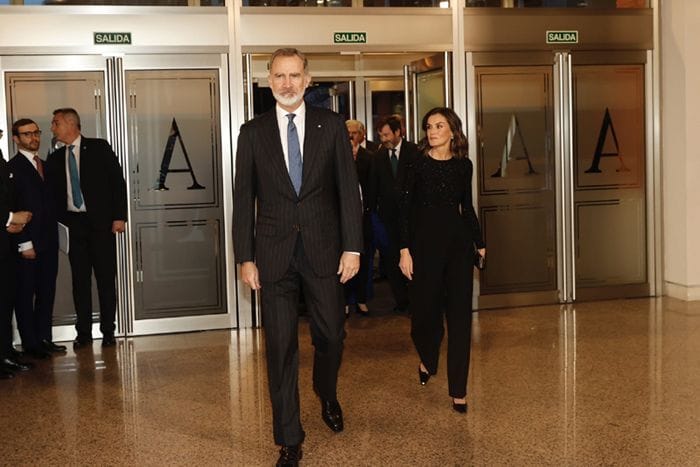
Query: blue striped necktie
286 113 302 195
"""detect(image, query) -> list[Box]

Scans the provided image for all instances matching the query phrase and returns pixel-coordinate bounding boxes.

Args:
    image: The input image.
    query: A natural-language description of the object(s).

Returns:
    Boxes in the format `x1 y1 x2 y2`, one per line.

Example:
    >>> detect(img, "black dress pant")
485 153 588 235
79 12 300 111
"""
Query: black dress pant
66 213 117 339
0 255 16 356
409 207 474 399
15 248 58 351
260 236 345 446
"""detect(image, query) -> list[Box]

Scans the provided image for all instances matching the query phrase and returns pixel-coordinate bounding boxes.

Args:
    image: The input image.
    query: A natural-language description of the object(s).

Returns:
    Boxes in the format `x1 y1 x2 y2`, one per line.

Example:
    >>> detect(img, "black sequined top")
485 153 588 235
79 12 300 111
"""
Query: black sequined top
399 154 484 249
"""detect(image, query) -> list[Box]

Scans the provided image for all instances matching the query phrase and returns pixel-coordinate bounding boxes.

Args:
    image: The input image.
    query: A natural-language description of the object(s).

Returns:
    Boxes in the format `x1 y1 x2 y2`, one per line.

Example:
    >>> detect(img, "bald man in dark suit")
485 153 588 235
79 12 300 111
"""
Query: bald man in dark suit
233 48 362 466
45 108 127 349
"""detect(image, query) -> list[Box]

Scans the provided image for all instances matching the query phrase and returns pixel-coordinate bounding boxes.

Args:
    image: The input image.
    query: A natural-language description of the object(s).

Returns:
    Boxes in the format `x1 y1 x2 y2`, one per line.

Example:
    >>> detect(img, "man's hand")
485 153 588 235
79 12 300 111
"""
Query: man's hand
10 211 32 225
112 220 126 234
241 261 261 290
337 252 360 284
21 248 36 260
6 224 23 234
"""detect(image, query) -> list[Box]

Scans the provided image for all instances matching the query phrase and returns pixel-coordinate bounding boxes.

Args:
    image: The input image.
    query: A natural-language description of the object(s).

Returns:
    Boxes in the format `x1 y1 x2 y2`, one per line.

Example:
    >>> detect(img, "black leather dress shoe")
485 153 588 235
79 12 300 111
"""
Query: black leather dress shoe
42 340 67 353
7 347 24 359
101 336 116 347
0 367 14 379
25 348 51 359
418 366 431 385
2 357 32 372
321 399 344 432
452 400 468 414
73 337 94 349
276 444 302 467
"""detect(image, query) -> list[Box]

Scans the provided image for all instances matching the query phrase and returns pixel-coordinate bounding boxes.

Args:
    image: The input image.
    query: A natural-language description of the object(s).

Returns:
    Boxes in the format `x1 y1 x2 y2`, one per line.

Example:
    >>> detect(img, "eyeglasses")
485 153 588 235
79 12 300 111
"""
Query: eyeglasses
18 130 42 138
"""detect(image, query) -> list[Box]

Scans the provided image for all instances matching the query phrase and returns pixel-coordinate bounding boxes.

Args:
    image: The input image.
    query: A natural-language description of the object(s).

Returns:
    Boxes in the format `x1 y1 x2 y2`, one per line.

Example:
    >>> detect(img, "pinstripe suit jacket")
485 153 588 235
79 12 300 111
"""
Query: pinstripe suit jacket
233 105 363 283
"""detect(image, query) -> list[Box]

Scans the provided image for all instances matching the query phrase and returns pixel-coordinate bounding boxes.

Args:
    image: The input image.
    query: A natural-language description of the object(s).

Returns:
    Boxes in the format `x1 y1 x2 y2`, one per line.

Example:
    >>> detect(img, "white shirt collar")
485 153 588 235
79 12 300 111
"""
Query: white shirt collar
391 139 403 157
19 149 39 162
276 101 306 122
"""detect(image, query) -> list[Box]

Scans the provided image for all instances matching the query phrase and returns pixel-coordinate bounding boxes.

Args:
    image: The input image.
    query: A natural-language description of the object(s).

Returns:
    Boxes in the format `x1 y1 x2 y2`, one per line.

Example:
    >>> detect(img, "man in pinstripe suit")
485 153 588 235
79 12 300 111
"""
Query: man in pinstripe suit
233 48 363 466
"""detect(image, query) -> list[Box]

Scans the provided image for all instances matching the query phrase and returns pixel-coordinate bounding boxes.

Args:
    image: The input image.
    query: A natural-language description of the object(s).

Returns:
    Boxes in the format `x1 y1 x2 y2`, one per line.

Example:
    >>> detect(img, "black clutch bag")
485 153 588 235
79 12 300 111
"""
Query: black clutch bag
474 249 486 270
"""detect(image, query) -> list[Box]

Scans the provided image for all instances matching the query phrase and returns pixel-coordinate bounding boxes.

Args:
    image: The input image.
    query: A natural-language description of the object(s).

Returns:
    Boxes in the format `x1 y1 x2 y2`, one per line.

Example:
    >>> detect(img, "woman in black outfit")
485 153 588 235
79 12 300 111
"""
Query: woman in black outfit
398 107 485 413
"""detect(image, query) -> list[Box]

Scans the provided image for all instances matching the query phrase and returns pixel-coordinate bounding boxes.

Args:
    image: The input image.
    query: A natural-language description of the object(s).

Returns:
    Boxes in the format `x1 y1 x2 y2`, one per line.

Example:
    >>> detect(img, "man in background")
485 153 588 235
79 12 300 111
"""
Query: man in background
9 119 64 359
367 115 419 313
0 129 33 378
345 119 373 315
46 108 127 349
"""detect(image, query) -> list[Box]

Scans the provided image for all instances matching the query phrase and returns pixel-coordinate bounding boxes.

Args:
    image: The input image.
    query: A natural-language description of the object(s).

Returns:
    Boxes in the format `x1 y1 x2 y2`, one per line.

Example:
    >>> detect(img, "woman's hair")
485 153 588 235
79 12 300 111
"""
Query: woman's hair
417 107 468 159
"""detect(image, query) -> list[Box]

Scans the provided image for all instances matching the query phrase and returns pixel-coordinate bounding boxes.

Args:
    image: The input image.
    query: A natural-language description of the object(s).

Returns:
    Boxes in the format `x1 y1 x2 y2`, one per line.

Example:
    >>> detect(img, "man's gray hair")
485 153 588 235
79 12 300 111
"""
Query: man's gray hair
345 119 366 133
269 48 309 73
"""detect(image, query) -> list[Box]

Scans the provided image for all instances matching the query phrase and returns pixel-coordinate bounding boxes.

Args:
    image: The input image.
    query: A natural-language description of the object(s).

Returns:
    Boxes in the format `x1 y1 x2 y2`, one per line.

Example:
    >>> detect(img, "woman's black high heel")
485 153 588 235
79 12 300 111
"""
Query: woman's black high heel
418 366 430 385
452 400 467 413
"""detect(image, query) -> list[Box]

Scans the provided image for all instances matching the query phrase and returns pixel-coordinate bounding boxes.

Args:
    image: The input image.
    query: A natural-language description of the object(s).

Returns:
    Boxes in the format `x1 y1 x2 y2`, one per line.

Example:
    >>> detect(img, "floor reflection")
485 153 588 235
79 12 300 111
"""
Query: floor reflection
2 297 700 465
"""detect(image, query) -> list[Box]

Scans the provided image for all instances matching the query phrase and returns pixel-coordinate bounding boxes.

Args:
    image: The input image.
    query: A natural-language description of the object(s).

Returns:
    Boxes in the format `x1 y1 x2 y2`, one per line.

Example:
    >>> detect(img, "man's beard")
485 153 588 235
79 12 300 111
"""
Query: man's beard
273 90 303 108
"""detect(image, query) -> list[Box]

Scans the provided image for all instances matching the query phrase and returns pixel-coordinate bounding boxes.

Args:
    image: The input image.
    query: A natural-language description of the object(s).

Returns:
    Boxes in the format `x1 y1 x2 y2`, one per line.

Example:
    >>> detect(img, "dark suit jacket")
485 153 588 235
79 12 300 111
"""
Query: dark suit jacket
45 137 127 231
233 106 363 282
367 139 420 238
355 146 372 211
8 153 58 253
0 157 12 261
365 139 380 153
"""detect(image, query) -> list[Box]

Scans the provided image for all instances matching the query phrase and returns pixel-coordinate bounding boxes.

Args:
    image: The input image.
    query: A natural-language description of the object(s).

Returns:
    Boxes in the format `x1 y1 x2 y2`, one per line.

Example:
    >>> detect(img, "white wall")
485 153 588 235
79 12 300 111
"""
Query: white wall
661 0 700 300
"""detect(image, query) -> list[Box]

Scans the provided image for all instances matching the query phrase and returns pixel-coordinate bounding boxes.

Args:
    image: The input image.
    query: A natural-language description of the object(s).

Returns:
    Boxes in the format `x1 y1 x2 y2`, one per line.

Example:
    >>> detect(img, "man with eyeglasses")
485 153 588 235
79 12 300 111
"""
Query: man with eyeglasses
8 119 64 360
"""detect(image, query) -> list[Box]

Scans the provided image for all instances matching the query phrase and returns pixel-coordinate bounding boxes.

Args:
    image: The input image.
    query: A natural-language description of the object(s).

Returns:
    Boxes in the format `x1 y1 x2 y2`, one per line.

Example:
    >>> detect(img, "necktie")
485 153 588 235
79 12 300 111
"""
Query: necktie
33 156 44 180
390 149 398 178
286 113 303 195
68 144 83 209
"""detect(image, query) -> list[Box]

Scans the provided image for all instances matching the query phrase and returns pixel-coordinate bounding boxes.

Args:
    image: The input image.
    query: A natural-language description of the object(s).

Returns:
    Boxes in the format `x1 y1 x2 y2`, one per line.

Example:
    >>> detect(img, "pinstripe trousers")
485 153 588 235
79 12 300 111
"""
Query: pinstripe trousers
260 235 346 446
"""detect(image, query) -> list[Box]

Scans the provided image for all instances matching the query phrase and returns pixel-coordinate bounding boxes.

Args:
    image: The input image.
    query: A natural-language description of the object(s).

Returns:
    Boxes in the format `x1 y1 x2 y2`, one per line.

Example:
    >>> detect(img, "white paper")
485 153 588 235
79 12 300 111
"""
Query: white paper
58 222 69 254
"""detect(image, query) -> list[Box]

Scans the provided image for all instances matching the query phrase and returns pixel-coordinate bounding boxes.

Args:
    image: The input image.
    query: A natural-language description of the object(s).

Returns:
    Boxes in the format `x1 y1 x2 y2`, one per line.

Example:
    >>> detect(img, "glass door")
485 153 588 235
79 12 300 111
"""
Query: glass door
472 56 559 308
571 53 649 300
123 54 233 335
469 51 652 308
1 54 235 339
2 57 109 342
405 52 451 142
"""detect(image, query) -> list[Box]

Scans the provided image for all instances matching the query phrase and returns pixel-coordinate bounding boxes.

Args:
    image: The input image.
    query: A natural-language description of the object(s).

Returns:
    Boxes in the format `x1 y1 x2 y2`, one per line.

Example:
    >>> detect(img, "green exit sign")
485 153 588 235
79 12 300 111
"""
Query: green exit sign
94 32 132 45
333 32 367 44
546 30 578 44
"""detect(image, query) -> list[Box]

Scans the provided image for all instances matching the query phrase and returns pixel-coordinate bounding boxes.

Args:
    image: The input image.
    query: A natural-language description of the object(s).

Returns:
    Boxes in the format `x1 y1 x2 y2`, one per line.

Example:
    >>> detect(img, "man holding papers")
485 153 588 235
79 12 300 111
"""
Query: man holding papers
46 108 127 349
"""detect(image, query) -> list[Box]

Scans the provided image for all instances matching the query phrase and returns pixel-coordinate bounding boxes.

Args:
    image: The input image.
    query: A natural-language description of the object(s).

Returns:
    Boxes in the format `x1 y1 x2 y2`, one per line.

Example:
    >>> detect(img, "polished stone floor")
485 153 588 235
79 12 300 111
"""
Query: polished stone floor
2 296 700 466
